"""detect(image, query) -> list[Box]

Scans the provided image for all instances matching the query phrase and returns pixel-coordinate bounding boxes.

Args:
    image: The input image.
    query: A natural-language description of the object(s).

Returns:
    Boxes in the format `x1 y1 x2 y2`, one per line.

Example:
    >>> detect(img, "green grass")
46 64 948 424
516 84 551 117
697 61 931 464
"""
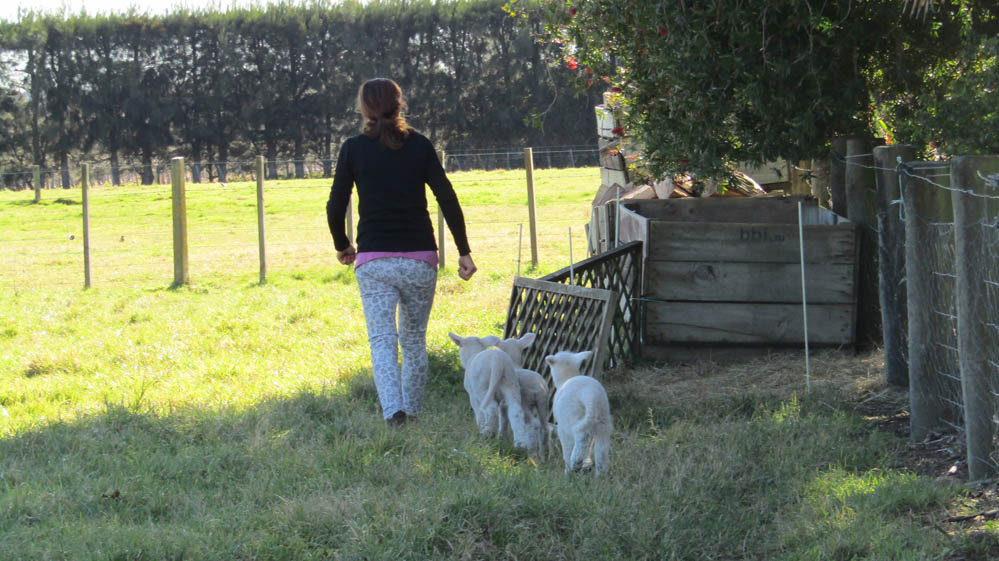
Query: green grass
0 167 991 560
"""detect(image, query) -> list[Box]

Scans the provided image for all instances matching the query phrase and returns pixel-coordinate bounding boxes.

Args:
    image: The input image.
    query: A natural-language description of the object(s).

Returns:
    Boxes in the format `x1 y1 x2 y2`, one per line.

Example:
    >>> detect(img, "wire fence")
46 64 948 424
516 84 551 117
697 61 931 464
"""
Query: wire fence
828 144 999 480
0 152 600 291
0 146 599 190
444 146 598 172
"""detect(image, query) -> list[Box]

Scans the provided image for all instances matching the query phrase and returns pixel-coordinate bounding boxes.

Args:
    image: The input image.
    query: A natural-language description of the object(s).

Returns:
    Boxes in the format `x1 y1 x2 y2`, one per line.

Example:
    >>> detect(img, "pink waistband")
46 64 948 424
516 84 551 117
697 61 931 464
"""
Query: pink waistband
355 250 439 270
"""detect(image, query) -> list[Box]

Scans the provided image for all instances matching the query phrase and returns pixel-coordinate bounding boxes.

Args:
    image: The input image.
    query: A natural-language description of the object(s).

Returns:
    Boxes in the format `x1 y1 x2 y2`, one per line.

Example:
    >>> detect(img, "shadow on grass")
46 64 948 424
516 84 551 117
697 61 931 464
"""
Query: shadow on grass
0 348 475 557
2 348 981 561
3 199 44 207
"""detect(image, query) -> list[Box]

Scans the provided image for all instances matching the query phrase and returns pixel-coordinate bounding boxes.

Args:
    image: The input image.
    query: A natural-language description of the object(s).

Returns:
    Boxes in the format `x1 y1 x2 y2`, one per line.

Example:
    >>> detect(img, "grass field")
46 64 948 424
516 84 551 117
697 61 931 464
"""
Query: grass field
1 167 996 560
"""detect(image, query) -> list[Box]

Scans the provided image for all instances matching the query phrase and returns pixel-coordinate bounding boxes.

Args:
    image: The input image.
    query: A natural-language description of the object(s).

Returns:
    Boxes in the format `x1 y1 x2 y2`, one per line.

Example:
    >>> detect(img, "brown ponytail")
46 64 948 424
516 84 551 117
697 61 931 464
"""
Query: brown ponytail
357 78 413 150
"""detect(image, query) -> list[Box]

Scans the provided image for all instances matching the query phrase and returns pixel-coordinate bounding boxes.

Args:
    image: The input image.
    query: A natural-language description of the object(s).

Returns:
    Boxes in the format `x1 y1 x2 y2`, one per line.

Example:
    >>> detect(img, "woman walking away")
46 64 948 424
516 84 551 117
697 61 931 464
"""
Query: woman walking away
327 78 477 427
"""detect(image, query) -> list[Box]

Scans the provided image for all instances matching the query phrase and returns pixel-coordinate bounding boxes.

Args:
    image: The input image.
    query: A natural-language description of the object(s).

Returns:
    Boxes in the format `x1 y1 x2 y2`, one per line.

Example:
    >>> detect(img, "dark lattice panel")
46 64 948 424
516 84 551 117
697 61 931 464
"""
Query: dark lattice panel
540 241 643 369
504 277 618 380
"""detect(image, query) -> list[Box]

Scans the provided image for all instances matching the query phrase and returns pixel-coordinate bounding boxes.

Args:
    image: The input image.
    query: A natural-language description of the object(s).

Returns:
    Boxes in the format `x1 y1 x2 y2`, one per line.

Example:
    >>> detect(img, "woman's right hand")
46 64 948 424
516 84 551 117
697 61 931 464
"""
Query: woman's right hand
458 254 477 281
337 245 357 265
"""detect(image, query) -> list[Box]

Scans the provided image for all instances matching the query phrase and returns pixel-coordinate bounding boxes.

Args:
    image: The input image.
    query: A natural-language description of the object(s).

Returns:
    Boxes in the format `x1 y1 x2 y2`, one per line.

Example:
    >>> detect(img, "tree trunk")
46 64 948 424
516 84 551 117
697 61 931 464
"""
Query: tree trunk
190 143 203 184
217 143 229 183
266 141 278 180
294 136 305 179
323 116 333 178
140 147 154 185
206 145 216 182
110 150 121 186
60 151 71 189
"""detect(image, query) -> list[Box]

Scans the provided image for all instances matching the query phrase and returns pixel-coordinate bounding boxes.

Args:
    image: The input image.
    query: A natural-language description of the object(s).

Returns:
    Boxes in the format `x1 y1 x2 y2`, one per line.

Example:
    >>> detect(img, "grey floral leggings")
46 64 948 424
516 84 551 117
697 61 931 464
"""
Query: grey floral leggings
355 257 438 419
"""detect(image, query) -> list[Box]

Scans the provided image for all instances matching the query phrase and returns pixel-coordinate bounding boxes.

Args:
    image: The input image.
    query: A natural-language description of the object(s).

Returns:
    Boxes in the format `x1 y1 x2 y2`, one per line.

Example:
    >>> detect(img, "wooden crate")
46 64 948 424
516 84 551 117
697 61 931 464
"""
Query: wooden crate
617 196 859 361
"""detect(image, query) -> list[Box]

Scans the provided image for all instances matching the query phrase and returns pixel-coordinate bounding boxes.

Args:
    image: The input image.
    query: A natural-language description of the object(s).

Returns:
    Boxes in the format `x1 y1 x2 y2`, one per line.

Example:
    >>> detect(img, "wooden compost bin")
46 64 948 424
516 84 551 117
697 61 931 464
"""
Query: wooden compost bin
617 195 859 362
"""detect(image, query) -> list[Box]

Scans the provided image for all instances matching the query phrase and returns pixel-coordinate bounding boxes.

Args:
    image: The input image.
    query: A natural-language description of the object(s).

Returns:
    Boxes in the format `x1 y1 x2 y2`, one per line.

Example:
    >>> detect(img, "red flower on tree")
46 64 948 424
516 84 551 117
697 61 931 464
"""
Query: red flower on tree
611 126 625 136
658 26 669 36
566 57 578 70
569 7 576 16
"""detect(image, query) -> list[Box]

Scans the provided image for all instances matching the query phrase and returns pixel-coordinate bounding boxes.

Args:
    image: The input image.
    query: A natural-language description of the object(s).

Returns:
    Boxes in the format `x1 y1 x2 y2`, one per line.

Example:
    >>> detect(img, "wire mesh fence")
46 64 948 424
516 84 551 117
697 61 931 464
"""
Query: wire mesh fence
831 147 999 480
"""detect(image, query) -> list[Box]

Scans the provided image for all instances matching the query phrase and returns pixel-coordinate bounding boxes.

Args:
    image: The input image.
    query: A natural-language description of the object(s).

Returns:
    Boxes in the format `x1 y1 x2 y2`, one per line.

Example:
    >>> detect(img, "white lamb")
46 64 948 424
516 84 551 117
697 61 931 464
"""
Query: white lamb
448 332 531 449
481 333 550 460
546 350 612 476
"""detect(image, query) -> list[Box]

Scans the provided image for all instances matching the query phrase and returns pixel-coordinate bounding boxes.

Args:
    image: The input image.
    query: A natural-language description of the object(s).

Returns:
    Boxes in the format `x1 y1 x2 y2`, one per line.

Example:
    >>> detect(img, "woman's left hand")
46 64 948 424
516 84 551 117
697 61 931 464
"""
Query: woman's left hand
337 245 357 265
458 254 477 281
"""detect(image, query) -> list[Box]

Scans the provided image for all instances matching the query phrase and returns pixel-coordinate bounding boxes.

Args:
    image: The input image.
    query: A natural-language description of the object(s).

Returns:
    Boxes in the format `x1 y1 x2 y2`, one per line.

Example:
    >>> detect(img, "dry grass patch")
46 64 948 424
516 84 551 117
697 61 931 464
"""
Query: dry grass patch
612 348 887 407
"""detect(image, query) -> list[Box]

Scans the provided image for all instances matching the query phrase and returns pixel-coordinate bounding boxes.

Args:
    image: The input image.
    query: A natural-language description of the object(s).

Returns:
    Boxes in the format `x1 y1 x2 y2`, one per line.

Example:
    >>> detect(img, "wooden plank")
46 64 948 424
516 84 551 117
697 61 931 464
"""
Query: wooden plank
596 204 609 253
622 195 839 224
618 205 649 253
647 222 858 264
645 261 855 304
513 276 616 301
644 302 854 345
799 204 843 225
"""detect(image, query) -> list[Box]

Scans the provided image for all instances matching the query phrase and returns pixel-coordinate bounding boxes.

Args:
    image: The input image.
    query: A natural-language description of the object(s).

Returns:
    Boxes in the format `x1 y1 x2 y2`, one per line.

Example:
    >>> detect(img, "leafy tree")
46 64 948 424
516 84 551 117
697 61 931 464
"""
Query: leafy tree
42 16 90 188
0 25 35 185
0 0 599 182
887 2 999 156
540 0 963 180
77 14 131 185
0 16 51 172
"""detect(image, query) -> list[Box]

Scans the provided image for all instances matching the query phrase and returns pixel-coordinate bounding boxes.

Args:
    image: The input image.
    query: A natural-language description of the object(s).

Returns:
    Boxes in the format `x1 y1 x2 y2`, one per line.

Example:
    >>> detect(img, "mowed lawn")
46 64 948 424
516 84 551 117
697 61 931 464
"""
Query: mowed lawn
0 167 990 560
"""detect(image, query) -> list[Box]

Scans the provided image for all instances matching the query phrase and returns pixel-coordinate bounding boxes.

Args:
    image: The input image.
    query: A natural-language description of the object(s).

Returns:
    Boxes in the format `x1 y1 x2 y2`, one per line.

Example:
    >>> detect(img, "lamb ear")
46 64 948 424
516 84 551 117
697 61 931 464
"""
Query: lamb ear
518 332 537 348
448 332 463 346
578 350 594 364
544 355 556 367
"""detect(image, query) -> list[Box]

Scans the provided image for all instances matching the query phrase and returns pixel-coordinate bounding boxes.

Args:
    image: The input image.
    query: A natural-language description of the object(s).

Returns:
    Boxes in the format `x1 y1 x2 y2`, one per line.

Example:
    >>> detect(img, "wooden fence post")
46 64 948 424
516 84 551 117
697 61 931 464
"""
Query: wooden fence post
525 147 538 269
952 155 999 480
874 145 915 387
171 157 189 287
437 149 446 270
828 136 849 217
82 163 92 289
903 161 951 441
789 160 812 196
846 136 883 347
33 165 41 203
810 156 831 209
256 155 267 284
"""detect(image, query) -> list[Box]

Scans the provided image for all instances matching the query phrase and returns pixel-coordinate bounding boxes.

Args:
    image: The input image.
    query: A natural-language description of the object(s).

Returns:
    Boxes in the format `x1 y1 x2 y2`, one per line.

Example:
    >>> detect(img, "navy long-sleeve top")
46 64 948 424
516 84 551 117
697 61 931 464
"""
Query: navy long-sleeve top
326 132 471 256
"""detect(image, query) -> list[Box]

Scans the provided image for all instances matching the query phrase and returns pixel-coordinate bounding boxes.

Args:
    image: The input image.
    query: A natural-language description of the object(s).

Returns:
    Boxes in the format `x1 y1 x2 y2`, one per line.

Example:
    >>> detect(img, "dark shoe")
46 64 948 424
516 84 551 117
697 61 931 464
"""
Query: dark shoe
386 411 407 427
